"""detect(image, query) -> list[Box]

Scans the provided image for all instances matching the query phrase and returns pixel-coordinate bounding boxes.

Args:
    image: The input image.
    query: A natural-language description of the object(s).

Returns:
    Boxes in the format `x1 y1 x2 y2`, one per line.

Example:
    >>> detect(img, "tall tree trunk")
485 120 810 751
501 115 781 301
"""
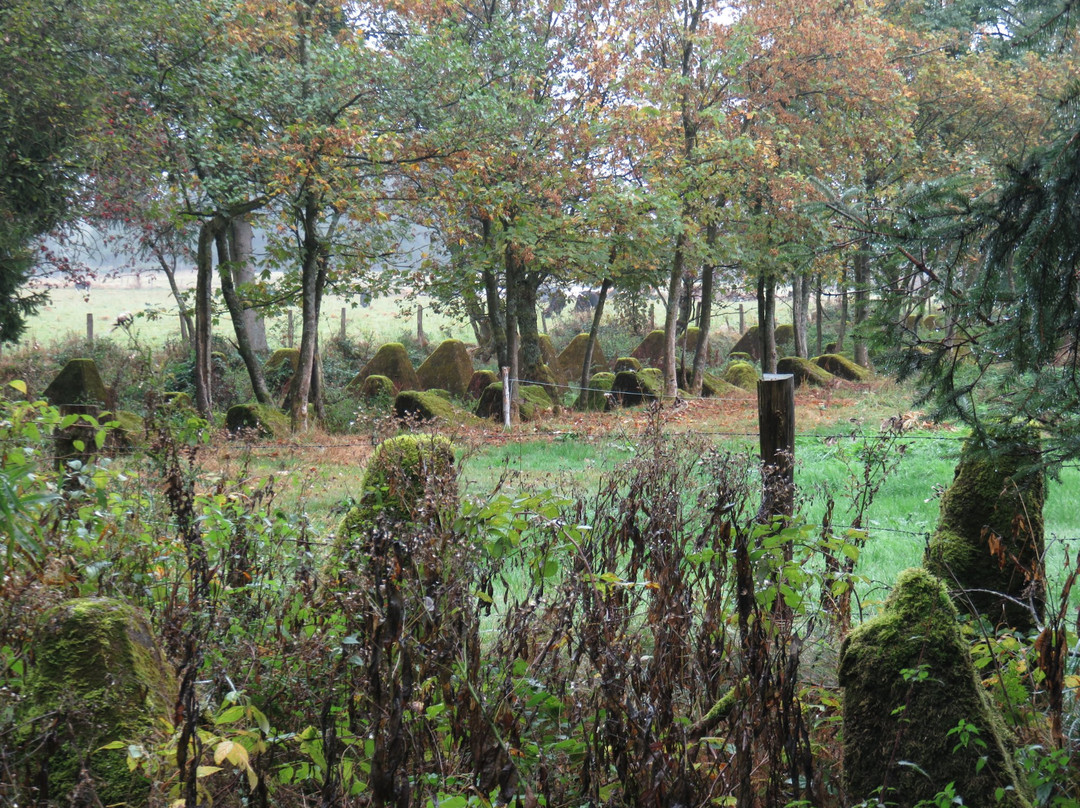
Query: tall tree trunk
579 276 613 403
690 221 717 394
292 198 330 432
231 217 268 354
217 223 272 405
662 233 686 398
194 222 215 416
815 277 824 356
758 273 777 374
853 246 869 367
792 272 812 358
481 219 507 368
837 270 848 352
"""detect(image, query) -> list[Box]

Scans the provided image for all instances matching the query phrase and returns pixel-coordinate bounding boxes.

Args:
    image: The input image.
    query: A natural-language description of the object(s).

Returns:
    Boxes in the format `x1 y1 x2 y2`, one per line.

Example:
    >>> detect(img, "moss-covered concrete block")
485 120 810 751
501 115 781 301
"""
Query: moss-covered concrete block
520 363 562 405
225 403 290 438
393 390 475 424
729 327 761 360
467 369 498 400
575 371 615 411
630 329 665 366
417 339 474 397
43 358 108 407
839 569 1031 807
475 383 552 422
19 598 176 806
813 353 871 381
613 356 642 373
339 434 458 542
608 368 663 408
776 356 836 388
359 374 395 401
349 343 420 394
925 428 1045 630
701 372 740 397
722 360 759 392
774 323 794 346
556 334 608 383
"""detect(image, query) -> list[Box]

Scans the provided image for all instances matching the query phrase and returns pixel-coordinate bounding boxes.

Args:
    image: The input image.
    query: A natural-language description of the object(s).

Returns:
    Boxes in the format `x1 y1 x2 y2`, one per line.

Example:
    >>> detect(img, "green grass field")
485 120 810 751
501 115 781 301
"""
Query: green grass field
18 281 475 348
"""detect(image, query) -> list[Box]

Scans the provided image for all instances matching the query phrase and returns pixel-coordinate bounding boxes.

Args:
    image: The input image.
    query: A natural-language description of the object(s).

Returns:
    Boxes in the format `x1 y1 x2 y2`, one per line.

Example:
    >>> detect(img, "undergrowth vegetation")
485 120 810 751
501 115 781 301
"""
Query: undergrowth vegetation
1 381 1078 808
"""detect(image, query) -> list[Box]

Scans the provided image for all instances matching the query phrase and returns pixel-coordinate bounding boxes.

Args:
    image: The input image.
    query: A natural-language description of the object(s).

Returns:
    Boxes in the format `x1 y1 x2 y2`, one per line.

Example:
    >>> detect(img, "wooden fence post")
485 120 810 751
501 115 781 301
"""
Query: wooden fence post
86 313 94 344
739 303 745 334
758 373 795 519
340 307 347 342
501 366 511 429
287 310 294 348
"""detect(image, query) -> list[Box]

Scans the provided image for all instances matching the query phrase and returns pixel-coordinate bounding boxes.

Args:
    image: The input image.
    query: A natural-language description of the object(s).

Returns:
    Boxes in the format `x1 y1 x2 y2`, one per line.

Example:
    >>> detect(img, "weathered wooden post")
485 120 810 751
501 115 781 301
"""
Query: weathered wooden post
340 307 347 342
287 310 294 348
739 303 745 334
86 313 94 344
501 366 511 429
417 305 425 345
758 373 795 519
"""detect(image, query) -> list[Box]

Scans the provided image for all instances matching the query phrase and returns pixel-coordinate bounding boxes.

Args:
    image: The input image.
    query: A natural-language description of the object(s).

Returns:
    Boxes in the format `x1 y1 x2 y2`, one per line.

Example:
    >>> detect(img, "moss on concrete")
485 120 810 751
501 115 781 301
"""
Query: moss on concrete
349 343 420 393
225 403 290 438
608 368 663 408
776 356 836 388
729 327 761 360
101 410 145 449
556 334 608 383
813 353 871 381
19 598 176 806
393 390 476 424
701 372 740 397
630 330 666 366
722 360 759 392
416 339 474 397
339 434 458 543
475 383 552 422
467 369 499 399
359 374 395 401
613 356 642 373
839 568 1031 808
42 358 108 407
520 363 562 405
575 371 615 411
774 323 794 347
925 427 1045 630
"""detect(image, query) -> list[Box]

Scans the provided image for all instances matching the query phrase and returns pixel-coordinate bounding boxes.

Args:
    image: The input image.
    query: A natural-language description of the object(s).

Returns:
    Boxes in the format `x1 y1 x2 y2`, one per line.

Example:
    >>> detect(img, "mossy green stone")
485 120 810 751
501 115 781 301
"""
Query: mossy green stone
629 330 665 366
729 327 761 360
475 383 552 421
609 369 662 408
723 361 759 392
839 569 1031 808
416 339 474 397
339 434 458 542
350 343 420 393
42 358 108 407
468 369 498 399
613 356 642 373
20 598 176 806
774 323 794 346
264 347 300 375
776 356 835 388
813 353 871 381
394 390 474 423
360 374 395 401
225 403 290 438
556 334 609 383
925 429 1045 630
576 371 615 411
701 372 740 397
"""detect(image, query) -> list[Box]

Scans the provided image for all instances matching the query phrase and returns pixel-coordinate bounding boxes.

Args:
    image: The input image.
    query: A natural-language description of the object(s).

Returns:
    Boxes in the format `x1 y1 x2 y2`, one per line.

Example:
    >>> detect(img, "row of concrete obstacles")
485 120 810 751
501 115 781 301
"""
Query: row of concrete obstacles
11 423 1050 806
